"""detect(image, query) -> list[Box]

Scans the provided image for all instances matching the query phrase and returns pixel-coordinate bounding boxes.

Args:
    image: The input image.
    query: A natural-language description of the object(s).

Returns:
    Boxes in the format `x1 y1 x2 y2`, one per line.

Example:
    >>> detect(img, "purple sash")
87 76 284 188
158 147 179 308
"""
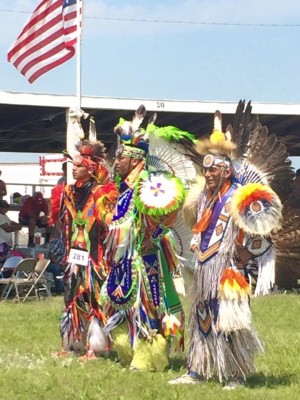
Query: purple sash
198 185 236 264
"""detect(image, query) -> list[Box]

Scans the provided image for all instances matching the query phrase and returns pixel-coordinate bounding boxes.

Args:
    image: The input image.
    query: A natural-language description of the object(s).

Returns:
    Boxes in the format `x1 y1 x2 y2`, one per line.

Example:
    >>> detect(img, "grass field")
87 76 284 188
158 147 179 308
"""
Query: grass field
0 293 300 400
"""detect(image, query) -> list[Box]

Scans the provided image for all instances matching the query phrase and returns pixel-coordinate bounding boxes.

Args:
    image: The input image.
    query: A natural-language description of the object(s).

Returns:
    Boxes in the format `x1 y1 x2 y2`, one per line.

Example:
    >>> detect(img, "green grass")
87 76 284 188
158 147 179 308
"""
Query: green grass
0 294 300 400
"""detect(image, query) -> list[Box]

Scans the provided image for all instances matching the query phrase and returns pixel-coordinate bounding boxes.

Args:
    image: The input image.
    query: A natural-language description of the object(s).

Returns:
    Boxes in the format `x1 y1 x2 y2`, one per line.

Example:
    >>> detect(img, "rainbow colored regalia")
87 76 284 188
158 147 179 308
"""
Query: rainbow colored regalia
102 106 196 371
51 140 118 357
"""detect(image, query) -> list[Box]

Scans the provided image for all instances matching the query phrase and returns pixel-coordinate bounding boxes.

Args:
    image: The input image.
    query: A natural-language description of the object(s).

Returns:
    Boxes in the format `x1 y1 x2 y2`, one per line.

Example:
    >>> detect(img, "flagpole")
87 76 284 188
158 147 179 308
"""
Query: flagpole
67 0 83 184
76 0 82 110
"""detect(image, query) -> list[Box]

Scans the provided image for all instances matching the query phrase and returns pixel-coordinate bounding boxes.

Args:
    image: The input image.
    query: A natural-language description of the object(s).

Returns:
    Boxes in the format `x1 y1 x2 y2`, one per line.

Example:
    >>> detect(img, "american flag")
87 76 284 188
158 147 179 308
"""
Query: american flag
7 0 81 84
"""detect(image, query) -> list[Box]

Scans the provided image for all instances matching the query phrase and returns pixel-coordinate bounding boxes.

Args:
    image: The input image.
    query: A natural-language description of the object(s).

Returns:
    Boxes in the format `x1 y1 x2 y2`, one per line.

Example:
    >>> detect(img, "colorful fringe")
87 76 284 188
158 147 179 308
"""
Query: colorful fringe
218 268 251 334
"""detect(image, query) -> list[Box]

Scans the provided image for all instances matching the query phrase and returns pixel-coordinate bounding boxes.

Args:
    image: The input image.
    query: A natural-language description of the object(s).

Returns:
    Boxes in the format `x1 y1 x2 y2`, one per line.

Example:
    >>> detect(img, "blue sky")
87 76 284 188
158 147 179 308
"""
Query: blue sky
1 0 300 103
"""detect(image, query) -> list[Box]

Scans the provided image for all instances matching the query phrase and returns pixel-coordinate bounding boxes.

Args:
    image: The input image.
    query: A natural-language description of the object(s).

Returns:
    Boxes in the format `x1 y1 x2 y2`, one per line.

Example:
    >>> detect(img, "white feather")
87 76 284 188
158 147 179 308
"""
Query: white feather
173 276 186 297
89 117 97 142
88 318 109 354
214 110 222 132
139 174 180 208
218 298 252 334
131 106 146 133
169 209 194 267
148 136 196 181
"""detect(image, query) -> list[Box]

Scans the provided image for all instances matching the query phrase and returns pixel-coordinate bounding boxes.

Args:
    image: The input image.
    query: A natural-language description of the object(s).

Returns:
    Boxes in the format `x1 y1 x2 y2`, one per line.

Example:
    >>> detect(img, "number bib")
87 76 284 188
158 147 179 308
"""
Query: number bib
68 248 89 266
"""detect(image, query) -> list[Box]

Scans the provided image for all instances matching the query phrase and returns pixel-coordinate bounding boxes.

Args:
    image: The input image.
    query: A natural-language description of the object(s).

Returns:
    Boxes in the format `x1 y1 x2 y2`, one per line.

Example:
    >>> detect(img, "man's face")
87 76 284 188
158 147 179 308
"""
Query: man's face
34 194 43 205
204 164 231 191
114 155 138 179
0 206 8 214
72 164 90 181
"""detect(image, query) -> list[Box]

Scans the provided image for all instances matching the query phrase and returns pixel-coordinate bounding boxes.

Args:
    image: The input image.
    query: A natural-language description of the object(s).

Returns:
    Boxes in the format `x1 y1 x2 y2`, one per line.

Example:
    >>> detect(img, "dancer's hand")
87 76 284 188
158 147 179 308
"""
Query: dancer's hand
190 244 198 253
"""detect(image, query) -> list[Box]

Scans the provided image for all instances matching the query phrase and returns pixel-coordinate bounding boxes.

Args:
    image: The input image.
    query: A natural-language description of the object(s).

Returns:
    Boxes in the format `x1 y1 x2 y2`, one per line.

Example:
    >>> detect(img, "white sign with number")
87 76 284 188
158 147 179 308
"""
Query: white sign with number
68 248 89 266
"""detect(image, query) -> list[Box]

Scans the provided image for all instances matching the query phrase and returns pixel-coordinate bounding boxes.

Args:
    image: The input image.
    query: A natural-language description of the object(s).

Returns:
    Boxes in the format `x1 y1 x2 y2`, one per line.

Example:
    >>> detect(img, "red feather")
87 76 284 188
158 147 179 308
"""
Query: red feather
239 189 274 213
50 183 65 226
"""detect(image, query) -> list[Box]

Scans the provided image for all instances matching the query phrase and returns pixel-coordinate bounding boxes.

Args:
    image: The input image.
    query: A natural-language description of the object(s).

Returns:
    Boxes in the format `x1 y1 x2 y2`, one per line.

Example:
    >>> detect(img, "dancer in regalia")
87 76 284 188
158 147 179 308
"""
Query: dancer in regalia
102 105 196 371
52 137 118 359
170 100 293 388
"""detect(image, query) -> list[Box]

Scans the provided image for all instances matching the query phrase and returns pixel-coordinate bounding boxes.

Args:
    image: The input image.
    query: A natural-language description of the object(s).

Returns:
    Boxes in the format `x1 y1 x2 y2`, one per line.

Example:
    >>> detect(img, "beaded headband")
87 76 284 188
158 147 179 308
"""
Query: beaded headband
203 154 231 169
115 144 146 160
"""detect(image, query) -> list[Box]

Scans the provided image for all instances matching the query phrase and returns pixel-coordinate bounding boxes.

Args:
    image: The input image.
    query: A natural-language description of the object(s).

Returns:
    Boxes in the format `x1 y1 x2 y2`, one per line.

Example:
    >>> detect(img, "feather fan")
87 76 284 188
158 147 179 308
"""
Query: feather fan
182 176 206 228
272 193 300 289
147 127 196 182
230 100 294 204
168 209 195 270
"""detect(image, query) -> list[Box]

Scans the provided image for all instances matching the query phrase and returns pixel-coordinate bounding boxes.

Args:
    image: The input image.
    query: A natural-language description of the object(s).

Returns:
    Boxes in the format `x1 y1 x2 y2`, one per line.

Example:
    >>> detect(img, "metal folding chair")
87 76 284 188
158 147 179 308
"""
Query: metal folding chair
0 256 23 278
0 258 37 302
23 258 51 302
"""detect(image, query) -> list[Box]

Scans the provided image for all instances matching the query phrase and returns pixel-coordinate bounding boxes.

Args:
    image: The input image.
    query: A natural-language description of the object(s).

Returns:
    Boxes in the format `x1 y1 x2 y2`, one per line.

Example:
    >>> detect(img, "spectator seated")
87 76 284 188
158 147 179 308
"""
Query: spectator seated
18 192 52 248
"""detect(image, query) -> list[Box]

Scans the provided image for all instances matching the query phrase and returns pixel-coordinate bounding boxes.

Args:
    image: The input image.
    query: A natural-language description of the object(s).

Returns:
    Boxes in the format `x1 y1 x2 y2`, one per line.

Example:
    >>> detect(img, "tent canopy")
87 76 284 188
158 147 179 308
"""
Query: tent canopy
1 91 300 157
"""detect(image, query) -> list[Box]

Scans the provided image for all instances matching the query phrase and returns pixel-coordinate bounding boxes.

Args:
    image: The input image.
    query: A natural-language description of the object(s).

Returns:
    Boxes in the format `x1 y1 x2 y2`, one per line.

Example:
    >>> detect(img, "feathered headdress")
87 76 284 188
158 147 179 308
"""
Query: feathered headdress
194 110 237 171
64 111 111 184
183 100 287 236
192 100 294 200
114 105 149 159
114 104 196 179
195 110 236 157
114 105 197 216
73 139 110 184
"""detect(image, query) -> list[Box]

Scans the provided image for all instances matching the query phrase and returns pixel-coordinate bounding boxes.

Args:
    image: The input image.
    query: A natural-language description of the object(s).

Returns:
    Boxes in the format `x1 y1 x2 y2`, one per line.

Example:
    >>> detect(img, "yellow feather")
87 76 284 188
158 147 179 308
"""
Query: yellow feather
210 129 227 146
112 324 133 366
130 334 168 372
232 183 271 207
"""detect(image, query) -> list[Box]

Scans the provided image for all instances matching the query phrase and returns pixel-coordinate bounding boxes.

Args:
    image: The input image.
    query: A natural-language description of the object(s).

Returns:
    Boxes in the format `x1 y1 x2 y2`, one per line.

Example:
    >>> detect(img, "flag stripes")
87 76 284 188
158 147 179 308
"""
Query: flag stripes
7 0 80 83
